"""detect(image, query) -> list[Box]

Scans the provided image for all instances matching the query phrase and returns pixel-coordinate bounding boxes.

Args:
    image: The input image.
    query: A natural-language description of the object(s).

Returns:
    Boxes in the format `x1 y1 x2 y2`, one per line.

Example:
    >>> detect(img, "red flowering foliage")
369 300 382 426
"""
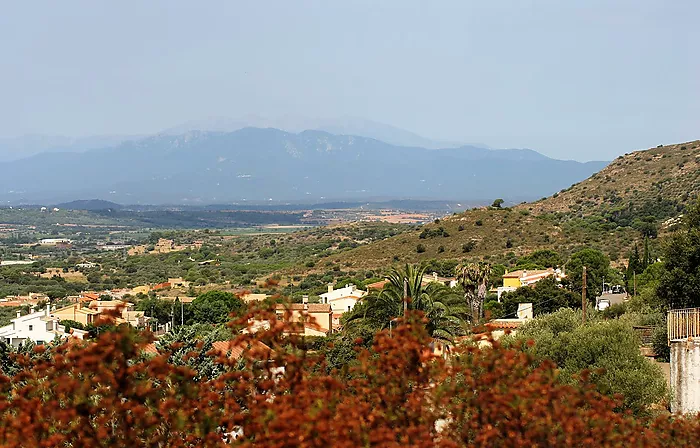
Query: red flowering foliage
0 305 699 447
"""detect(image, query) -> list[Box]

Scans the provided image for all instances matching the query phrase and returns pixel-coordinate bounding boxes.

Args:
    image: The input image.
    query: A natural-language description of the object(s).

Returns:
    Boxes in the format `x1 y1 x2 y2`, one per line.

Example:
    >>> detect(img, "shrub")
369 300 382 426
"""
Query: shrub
509 309 667 416
0 309 696 446
60 320 85 332
462 241 476 253
416 244 426 253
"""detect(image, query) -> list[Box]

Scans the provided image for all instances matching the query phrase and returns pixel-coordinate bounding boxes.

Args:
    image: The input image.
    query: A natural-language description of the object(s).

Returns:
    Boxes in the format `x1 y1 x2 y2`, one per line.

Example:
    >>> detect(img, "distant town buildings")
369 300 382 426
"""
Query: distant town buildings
39 238 72 246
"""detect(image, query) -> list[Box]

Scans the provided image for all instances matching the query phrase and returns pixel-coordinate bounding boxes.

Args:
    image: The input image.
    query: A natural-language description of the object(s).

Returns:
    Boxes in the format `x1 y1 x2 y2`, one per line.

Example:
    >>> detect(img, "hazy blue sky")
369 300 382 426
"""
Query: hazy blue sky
1 1 697 161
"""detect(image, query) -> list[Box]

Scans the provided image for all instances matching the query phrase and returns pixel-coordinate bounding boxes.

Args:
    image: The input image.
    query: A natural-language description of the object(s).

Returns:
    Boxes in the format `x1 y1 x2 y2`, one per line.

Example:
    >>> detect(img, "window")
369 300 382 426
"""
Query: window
28 325 33 331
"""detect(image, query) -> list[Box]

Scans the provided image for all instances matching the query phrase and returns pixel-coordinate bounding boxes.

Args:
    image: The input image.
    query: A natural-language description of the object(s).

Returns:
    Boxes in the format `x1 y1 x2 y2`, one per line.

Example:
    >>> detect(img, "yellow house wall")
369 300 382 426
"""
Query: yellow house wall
53 306 95 326
503 278 521 288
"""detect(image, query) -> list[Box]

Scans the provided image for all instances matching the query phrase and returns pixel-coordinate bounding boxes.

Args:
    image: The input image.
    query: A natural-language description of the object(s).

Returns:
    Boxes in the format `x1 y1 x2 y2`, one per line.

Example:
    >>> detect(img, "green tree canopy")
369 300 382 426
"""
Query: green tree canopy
500 277 580 317
566 248 610 299
189 290 246 325
507 308 667 416
344 264 466 342
516 249 562 269
657 199 700 309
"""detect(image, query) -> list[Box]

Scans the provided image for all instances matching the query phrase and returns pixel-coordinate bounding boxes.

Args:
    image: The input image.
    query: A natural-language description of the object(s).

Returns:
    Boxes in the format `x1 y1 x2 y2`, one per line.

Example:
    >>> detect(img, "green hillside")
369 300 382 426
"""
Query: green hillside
319 140 700 271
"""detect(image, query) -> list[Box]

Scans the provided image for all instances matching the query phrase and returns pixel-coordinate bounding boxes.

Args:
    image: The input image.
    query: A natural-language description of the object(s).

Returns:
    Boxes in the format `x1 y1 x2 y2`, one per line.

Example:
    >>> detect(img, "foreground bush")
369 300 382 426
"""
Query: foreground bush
0 307 698 447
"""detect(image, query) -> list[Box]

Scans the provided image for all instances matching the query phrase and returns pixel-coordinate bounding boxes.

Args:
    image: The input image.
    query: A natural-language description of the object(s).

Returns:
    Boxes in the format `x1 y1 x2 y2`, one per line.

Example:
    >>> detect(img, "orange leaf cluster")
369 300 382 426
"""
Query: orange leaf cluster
0 306 698 447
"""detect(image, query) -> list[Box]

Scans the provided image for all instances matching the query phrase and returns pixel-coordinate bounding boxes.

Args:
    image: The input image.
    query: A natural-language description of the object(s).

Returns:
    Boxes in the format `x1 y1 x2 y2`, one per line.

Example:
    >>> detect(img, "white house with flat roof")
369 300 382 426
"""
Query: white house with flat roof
320 284 367 314
0 306 87 347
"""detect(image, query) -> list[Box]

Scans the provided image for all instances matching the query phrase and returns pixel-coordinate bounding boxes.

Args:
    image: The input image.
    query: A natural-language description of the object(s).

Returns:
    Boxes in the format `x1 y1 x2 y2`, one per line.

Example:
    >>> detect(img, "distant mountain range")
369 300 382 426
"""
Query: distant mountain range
0 116 466 162
0 127 608 205
160 116 464 149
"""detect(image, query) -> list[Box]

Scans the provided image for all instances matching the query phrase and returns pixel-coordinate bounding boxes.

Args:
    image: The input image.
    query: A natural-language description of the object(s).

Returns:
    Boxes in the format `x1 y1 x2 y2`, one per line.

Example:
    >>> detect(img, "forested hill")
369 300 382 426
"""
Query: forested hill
320 140 700 271
0 128 606 205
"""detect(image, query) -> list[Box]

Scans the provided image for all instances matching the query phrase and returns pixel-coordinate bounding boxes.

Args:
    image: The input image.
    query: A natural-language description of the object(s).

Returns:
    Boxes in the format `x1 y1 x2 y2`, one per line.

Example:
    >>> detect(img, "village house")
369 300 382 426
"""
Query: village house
240 293 269 303
88 300 148 327
0 292 48 307
275 299 333 336
167 277 191 288
479 303 533 347
39 238 72 246
52 303 100 326
320 284 367 329
422 272 459 288
154 238 175 253
75 261 98 269
320 284 367 313
0 305 87 347
131 285 151 295
496 268 566 299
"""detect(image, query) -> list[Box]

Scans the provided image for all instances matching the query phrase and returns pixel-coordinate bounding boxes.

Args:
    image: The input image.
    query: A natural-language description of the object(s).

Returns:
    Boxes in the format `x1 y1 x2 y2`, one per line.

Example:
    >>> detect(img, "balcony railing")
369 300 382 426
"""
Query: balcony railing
668 308 700 343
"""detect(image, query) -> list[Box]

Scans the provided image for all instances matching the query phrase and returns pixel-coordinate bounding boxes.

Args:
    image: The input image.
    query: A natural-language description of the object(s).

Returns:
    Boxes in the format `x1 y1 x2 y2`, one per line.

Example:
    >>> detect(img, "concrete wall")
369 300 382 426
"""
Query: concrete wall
670 339 700 414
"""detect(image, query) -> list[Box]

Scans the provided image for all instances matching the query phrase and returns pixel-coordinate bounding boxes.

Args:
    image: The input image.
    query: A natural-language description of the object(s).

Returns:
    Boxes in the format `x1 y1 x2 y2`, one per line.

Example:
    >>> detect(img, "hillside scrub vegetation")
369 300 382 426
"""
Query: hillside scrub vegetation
321 141 700 272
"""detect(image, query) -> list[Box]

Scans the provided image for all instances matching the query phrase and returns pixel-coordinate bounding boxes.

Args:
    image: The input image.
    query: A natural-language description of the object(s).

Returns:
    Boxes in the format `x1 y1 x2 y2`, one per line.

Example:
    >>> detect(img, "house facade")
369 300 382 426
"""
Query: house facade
275 302 333 336
320 284 367 314
497 268 566 299
53 303 100 326
0 306 87 347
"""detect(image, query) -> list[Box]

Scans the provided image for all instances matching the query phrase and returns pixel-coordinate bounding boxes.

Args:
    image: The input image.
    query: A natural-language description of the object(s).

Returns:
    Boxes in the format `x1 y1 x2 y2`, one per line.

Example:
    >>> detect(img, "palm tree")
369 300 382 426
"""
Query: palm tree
345 264 467 342
455 262 492 323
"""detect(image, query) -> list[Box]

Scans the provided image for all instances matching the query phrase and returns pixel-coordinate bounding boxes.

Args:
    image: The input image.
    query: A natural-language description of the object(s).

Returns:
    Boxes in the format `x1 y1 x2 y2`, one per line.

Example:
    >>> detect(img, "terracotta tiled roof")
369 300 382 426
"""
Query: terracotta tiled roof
366 280 389 290
142 343 159 355
486 320 523 329
210 340 273 360
502 269 552 279
275 303 332 313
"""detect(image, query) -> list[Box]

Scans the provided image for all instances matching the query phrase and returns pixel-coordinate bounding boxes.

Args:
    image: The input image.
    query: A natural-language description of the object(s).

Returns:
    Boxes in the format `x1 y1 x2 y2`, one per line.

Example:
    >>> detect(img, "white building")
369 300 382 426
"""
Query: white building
320 283 367 314
39 238 72 246
0 306 87 348
422 272 458 288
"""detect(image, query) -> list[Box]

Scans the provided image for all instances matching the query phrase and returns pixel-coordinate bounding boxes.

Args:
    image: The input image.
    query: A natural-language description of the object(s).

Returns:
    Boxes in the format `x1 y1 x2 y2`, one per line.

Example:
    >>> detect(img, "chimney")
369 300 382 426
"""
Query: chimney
517 303 533 320
16 311 21 318
433 272 438 281
327 283 334 294
46 304 50 317
302 295 309 310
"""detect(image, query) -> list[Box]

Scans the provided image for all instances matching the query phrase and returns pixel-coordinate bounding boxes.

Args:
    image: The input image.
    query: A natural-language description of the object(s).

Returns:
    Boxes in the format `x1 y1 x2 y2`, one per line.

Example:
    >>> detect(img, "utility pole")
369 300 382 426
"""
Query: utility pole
403 278 408 316
582 266 587 323
181 299 184 326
